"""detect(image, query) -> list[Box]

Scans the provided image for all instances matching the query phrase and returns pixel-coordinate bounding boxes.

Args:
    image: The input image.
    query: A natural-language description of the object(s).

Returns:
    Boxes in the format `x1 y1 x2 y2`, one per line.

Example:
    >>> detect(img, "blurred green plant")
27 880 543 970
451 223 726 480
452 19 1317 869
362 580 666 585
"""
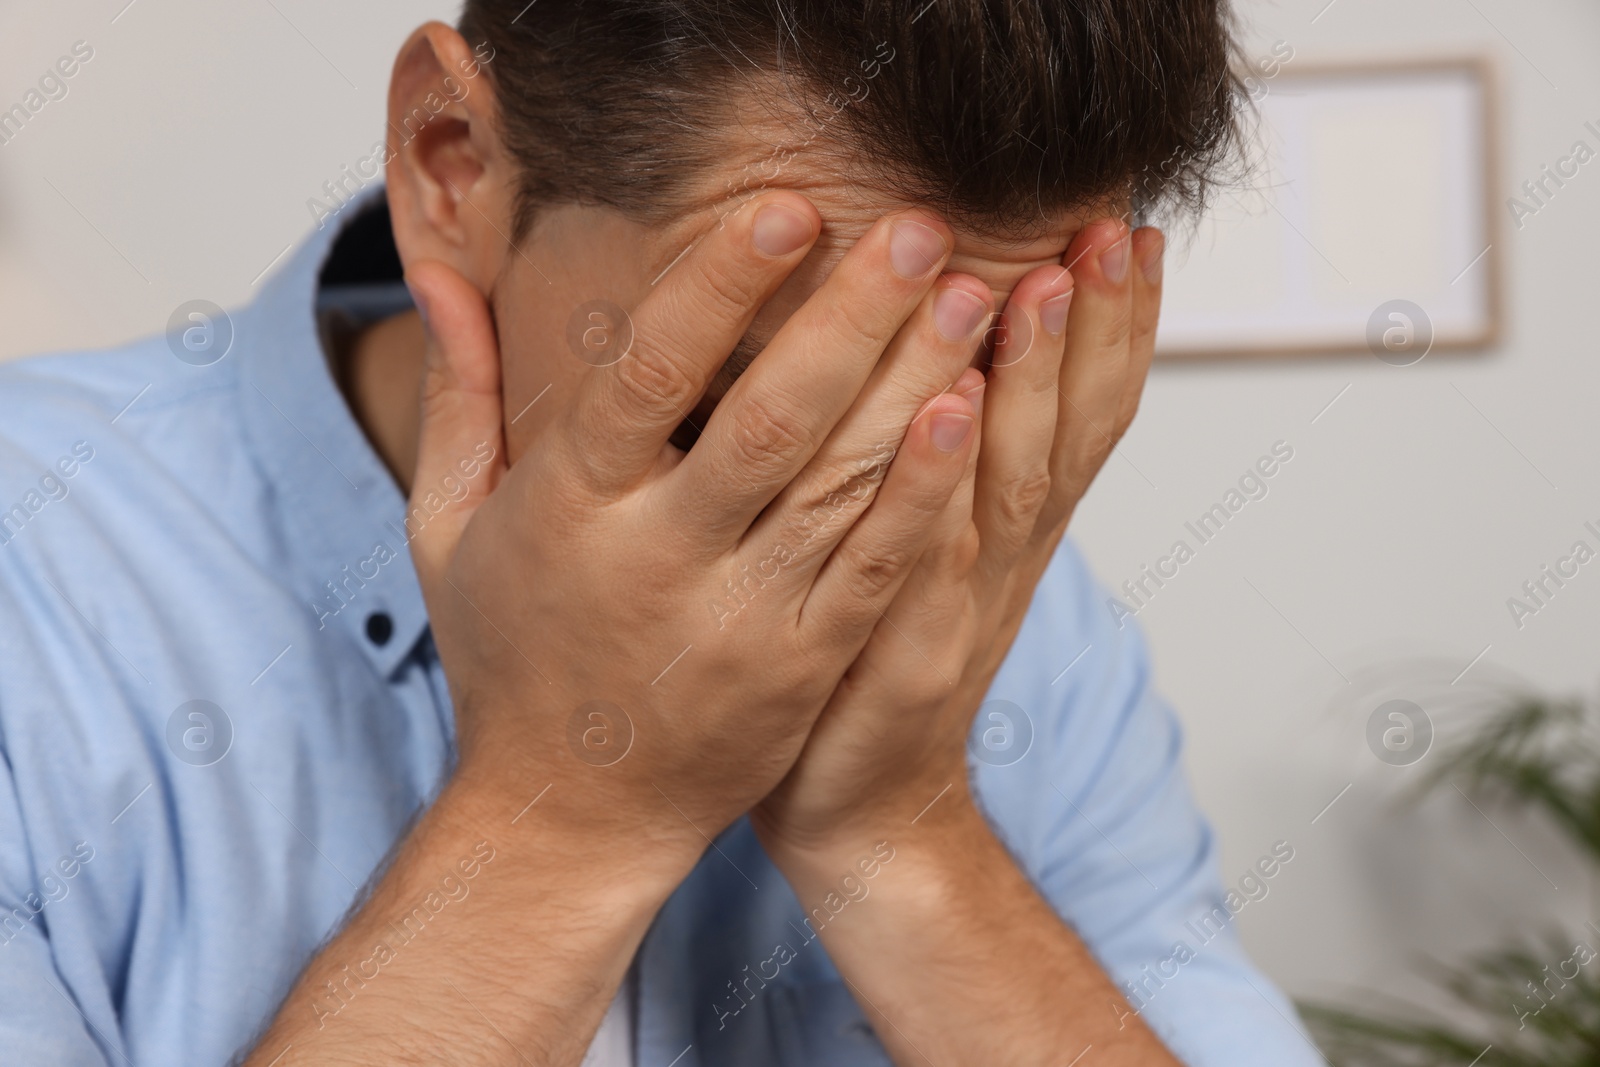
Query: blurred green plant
1302 692 1600 1067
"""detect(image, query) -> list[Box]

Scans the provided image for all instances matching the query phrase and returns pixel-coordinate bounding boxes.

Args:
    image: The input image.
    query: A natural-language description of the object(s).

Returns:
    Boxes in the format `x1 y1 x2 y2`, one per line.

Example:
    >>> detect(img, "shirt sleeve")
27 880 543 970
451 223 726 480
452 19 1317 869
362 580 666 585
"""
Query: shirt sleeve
0 740 113 1065
0 428 119 1065
972 541 1326 1067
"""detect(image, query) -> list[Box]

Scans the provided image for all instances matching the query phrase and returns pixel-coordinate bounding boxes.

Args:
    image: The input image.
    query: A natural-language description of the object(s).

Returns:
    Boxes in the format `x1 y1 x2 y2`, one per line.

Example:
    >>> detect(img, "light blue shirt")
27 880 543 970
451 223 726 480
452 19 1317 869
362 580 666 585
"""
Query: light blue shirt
0 193 1322 1067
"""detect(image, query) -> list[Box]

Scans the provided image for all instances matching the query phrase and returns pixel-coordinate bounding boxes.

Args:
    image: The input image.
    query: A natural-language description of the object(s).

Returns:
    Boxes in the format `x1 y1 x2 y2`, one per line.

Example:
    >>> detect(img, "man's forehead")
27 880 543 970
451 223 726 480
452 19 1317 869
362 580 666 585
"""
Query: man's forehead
686 193 1094 403
667 115 1107 301
651 123 1115 409
803 210 1087 302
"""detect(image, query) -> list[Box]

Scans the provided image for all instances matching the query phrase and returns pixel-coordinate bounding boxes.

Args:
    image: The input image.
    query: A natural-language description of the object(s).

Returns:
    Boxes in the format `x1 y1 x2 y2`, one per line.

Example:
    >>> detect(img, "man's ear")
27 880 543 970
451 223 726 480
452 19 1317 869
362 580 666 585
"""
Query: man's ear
384 22 513 292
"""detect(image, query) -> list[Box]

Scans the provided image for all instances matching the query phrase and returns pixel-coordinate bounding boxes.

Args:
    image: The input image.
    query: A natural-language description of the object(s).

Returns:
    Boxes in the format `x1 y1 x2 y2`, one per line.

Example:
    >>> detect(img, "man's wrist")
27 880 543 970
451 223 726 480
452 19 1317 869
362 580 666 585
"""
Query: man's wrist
442 759 707 909
754 779 998 904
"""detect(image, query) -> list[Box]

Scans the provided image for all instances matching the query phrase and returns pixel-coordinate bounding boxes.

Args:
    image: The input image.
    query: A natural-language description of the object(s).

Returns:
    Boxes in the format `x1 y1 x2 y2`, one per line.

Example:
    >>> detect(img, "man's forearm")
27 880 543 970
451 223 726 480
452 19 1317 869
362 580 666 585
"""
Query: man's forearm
242 767 701 1067
760 788 1181 1067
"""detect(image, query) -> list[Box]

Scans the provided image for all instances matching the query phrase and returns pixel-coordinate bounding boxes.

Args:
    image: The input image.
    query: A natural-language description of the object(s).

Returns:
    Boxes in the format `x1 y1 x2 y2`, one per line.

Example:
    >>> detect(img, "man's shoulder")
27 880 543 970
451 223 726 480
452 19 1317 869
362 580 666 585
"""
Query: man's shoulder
0 334 242 474
0 335 252 562
0 336 288 705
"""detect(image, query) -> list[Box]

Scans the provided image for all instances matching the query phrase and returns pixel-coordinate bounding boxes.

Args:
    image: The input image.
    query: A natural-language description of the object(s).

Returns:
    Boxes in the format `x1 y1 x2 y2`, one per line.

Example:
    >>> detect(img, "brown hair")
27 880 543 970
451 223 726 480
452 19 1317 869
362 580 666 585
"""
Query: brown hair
459 0 1245 242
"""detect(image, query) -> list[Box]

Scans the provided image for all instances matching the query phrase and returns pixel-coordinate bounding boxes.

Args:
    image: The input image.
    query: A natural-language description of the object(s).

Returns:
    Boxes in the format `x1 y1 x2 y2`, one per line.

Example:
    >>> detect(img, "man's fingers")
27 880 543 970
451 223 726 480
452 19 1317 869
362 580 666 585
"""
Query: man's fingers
733 268 985 567
922 367 985 591
796 368 985 759
1123 227 1164 433
800 389 977 646
1040 217 1135 532
972 262 1073 570
403 260 507 597
668 212 954 540
565 191 821 495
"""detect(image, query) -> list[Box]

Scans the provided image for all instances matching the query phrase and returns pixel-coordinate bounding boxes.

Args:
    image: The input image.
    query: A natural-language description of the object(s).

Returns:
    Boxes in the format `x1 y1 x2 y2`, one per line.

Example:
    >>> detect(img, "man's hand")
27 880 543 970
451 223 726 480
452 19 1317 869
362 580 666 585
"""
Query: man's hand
411 195 990 844
243 191 996 1066
749 217 1179 1067
752 216 1163 844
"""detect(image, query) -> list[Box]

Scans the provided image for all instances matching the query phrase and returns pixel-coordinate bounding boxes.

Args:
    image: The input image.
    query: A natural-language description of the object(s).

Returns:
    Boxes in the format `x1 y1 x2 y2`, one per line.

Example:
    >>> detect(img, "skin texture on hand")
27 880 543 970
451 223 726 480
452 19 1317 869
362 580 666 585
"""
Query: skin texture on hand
751 217 1165 851
405 197 987 843
243 27 997 1059
247 20 1182 1067
749 215 1176 1067
248 203 988 1062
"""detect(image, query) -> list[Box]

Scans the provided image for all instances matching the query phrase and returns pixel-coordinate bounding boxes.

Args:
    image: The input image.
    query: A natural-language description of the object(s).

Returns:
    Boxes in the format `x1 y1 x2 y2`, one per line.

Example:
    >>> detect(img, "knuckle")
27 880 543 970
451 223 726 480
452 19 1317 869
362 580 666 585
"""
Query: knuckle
725 395 812 480
1059 441 1112 500
946 524 982 576
822 292 897 352
1132 314 1160 349
790 492 857 548
1084 430 1116 467
612 337 695 420
842 541 915 601
921 519 981 582
1095 302 1134 350
686 255 764 325
894 469 960 522
904 672 954 709
993 467 1053 530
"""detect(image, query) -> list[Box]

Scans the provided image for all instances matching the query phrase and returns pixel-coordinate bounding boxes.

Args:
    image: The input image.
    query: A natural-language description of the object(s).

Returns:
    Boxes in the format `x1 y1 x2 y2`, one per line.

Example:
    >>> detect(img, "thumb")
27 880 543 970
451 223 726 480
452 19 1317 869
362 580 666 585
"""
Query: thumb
403 259 507 599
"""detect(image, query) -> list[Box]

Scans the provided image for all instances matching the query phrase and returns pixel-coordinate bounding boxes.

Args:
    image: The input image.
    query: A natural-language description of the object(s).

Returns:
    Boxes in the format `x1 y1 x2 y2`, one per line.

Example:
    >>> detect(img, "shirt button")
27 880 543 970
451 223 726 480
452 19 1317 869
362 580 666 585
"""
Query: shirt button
365 612 394 647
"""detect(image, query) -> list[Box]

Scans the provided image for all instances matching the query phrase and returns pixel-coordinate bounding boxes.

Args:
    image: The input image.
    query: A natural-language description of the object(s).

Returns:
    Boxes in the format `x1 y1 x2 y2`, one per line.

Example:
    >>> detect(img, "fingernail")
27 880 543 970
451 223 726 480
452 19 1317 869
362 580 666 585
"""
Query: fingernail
1141 233 1166 284
934 287 987 341
889 219 947 278
930 412 973 452
752 203 813 257
1040 290 1074 336
405 279 430 328
1100 237 1130 284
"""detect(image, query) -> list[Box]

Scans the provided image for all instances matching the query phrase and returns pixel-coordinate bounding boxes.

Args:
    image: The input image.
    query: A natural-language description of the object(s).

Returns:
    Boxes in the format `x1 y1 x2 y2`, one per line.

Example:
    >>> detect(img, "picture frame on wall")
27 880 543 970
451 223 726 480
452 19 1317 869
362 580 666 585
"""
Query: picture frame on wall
1156 57 1502 361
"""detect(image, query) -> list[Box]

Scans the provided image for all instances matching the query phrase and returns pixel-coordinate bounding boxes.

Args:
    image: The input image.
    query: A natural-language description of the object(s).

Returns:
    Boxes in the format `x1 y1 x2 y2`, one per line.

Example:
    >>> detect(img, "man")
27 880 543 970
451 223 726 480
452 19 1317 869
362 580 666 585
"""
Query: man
0 2 1321 1065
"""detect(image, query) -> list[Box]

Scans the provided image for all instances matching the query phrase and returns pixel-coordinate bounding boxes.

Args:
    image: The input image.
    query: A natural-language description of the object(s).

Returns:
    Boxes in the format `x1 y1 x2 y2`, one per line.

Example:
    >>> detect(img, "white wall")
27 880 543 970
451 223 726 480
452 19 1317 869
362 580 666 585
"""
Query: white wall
2 0 1597 1024
1074 0 1600 1016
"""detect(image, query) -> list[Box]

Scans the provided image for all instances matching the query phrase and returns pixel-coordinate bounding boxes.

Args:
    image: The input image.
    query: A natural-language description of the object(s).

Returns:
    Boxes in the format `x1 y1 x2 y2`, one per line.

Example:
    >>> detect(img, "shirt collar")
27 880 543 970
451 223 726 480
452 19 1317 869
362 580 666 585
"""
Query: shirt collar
233 185 430 678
